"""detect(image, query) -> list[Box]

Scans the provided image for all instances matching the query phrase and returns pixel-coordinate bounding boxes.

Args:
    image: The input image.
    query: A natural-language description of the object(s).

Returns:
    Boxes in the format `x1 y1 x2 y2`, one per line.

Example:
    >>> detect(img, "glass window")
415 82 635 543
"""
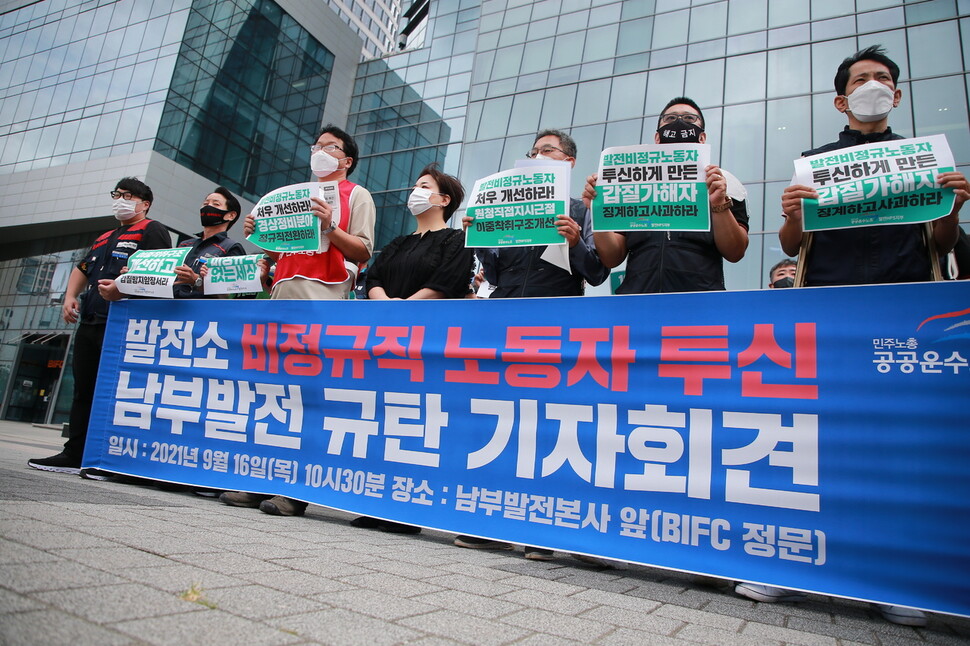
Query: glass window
540 84 577 129
689 1 727 42
604 118 644 148
767 46 809 99
724 230 763 290
811 38 856 94
768 24 809 49
765 96 812 182
811 93 848 149
490 44 524 80
551 31 585 68
622 0 656 20
509 90 543 136
812 16 856 40
475 96 512 139
651 9 689 50
589 2 622 28
520 38 554 75
685 59 725 108
583 23 618 61
503 4 532 27
768 0 809 27
911 77 970 164
721 101 766 183
573 78 611 126
908 22 963 78
607 72 647 121
728 0 767 34
558 9 590 34
858 29 909 80
724 52 765 104
532 0 563 21
616 17 653 57
498 24 528 47
644 66 684 115
811 0 849 20
905 0 957 24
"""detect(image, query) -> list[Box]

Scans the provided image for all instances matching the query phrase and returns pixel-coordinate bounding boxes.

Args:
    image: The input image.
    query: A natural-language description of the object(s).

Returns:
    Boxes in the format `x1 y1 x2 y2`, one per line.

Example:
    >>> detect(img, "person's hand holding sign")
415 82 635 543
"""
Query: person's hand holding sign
312 197 335 233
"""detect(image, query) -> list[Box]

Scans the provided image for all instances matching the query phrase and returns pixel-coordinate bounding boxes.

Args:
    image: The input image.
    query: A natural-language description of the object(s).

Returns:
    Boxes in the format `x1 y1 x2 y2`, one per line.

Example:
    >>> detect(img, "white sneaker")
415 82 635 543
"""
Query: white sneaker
734 583 807 603
877 604 927 626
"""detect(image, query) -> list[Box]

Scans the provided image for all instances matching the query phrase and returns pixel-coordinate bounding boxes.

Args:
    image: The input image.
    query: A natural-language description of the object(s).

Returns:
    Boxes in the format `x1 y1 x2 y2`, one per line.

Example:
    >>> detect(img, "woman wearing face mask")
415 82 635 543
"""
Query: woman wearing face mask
349 163 472 535
365 163 472 301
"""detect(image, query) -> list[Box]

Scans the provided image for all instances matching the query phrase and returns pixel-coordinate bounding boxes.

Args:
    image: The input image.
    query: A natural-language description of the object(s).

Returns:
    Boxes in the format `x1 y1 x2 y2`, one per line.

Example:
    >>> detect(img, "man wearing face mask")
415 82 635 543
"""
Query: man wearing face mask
171 187 246 298
585 97 749 293
28 177 171 475
780 45 969 286
768 259 796 288
470 129 609 298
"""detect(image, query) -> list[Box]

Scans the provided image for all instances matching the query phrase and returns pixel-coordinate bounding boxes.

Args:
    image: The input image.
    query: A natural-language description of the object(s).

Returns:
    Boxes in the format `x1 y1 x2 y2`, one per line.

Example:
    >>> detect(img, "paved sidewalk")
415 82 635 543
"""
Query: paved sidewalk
1 420 968 646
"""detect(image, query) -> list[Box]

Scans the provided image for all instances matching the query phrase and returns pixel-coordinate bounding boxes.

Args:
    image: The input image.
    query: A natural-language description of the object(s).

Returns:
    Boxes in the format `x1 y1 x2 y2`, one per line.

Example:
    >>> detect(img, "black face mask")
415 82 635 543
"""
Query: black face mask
657 119 704 144
772 277 795 289
200 205 233 228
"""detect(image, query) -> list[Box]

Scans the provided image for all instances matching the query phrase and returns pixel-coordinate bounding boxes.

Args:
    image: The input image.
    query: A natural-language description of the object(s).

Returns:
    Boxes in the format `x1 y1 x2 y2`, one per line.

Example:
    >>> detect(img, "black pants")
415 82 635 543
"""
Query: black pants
64 322 107 460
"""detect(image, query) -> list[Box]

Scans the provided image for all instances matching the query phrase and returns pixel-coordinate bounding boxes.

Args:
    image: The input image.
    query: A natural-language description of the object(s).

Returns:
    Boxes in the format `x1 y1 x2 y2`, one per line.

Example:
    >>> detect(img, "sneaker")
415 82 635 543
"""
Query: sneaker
877 604 927 627
258 496 307 516
453 535 513 550
349 516 420 534
193 488 222 498
219 491 269 508
734 583 807 603
79 468 113 481
524 547 554 561
571 553 616 569
27 452 80 475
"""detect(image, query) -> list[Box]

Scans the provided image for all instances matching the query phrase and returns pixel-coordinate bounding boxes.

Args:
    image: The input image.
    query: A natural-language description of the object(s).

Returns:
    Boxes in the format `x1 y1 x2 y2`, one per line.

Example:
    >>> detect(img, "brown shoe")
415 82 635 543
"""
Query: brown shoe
259 496 307 516
219 491 269 508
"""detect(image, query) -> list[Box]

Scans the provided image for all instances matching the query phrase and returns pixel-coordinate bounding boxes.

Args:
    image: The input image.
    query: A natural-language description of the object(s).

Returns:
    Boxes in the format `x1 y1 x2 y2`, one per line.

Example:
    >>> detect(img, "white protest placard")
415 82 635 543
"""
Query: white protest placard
116 248 192 298
203 254 263 295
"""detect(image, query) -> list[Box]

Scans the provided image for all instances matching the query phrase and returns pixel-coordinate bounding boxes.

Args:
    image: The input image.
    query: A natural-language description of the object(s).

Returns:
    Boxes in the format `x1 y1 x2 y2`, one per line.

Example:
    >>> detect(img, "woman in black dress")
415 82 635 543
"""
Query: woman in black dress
352 164 471 534
366 163 472 300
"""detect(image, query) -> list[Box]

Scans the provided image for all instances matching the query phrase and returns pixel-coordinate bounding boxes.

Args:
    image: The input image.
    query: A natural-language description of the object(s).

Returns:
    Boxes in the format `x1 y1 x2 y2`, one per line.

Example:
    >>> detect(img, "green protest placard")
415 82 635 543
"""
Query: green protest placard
248 182 340 252
464 166 569 247
794 134 956 232
116 247 192 298
203 254 263 295
591 144 710 232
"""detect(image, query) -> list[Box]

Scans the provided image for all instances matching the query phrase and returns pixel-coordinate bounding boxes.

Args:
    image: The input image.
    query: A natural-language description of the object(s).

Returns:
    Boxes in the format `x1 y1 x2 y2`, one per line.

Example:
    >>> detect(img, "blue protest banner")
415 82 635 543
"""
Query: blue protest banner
84 282 970 617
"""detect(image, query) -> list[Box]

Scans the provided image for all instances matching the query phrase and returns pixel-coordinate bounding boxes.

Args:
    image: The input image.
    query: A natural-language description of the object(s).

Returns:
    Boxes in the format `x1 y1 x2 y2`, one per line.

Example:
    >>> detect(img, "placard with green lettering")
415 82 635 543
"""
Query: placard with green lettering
248 182 340 252
116 248 192 298
464 166 569 247
203 254 263 295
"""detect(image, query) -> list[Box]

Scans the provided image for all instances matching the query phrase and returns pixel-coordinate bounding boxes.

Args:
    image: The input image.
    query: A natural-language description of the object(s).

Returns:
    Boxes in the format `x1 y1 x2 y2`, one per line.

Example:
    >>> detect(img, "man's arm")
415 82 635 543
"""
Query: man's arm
779 184 819 257
582 173 629 269
933 171 970 253
332 186 376 264
706 165 748 262
567 200 610 286
62 267 88 324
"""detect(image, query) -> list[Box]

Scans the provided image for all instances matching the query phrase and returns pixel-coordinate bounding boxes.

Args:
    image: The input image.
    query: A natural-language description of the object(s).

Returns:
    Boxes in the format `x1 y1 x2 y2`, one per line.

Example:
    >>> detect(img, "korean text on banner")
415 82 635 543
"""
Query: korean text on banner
85 283 970 618
793 134 956 232
115 247 192 298
203 254 263 295
247 182 340 253
464 166 569 248
592 144 711 232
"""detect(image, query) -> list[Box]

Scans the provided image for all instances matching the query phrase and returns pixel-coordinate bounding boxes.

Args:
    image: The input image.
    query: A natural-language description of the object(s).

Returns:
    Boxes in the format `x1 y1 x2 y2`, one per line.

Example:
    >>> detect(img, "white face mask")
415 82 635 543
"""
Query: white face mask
112 198 138 221
407 187 436 216
846 80 895 123
310 150 340 177
535 153 553 161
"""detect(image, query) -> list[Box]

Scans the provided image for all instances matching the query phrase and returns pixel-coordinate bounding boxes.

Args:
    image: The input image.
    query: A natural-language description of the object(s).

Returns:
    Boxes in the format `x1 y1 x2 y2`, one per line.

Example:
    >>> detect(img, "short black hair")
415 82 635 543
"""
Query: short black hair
769 258 797 279
534 129 577 158
115 177 153 205
658 97 705 129
317 124 359 175
417 162 464 222
834 45 900 95
211 186 241 229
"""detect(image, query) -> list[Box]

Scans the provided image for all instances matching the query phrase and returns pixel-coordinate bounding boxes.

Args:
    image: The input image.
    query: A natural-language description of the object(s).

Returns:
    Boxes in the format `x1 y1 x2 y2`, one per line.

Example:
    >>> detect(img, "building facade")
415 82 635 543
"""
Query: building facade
2 0 969 421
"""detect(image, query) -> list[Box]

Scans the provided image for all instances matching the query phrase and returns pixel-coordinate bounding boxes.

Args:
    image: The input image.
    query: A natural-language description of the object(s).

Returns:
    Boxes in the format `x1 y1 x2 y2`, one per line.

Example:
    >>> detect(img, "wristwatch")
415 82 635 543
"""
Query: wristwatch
194 276 203 288
322 222 337 235
712 197 734 213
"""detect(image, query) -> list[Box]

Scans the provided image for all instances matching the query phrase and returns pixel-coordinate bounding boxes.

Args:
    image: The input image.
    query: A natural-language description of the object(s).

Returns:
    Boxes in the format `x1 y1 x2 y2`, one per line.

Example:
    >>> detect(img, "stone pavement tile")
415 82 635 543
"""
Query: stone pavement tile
496 573 586 596
576 605 684 635
315 588 437 620
54 545 175 572
204 584 328 619
412 588 526 619
741 620 840 645
114 608 303 646
0 537 60 564
271 555 373 578
437 561 521 582
496 587 597 616
398 608 528 645
307 546 384 566
117 563 246 593
552 570 641 594
171 551 291 575
624 582 712 609
30 581 202 623
236 568 358 596
0 608 136 646
0 586 47 613
923 627 970 645
1 559 128 593
674 624 785 646
421 573 517 597
499 607 614 642
271 607 425 646
653 603 746 631
348 571 446 597
351 554 453 580
690 596 789 626
786 615 879 644
514 634 587 646
2 529 107 550
110 532 225 557
491 559 571 580
571 588 662 613
598 627 699 646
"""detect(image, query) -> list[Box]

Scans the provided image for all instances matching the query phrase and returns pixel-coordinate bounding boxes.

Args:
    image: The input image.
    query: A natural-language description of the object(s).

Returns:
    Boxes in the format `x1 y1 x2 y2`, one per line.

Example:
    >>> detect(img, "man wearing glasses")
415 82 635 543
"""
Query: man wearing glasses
586 97 750 293
472 129 608 298
28 177 171 474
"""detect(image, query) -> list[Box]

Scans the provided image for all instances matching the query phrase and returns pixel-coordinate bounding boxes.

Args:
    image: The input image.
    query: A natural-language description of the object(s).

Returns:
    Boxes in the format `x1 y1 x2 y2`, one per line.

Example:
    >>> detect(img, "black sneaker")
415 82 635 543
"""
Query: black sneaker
79 468 113 481
524 547 554 561
454 535 513 550
28 452 81 475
